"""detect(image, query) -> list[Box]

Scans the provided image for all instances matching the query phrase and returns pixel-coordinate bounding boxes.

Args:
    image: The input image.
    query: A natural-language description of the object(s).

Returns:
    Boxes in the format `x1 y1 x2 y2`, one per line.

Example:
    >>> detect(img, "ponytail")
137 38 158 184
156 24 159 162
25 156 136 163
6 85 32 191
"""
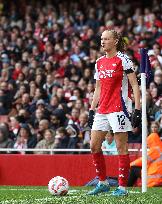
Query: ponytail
116 33 126 53
107 30 126 53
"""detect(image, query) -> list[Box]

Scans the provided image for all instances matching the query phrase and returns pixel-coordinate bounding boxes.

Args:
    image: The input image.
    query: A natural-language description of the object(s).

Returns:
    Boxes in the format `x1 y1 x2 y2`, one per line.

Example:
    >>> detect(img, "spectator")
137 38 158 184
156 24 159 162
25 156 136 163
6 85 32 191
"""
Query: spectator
0 69 10 83
35 99 50 118
149 121 160 135
16 72 28 88
102 132 118 155
128 132 162 187
17 108 30 124
0 89 7 114
13 123 37 154
47 96 59 112
146 90 159 121
14 84 28 101
9 116 20 139
43 74 54 97
150 86 160 104
0 124 13 149
0 81 12 112
66 124 79 153
74 99 87 114
36 119 50 142
14 93 32 114
54 127 69 150
67 107 80 126
78 112 91 149
34 129 56 154
154 69 162 94
55 87 67 104
30 108 46 129
29 81 37 99
44 61 54 75
50 114 62 131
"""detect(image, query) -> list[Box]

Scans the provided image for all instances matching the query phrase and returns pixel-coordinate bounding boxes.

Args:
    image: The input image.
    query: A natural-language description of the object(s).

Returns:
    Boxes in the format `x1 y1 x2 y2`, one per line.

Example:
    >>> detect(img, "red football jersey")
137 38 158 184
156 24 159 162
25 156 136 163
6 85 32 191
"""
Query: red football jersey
94 52 134 114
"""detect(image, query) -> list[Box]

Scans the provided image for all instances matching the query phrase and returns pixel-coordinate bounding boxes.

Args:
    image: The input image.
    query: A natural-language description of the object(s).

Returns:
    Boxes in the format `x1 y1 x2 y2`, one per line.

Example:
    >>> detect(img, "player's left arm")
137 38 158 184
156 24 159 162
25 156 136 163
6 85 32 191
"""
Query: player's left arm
127 72 141 110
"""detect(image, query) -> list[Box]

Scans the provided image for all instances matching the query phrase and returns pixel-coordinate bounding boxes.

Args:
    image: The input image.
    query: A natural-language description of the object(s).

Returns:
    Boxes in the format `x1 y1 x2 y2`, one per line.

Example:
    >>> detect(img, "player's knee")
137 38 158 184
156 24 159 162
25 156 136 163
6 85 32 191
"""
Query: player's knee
116 144 128 155
90 143 101 153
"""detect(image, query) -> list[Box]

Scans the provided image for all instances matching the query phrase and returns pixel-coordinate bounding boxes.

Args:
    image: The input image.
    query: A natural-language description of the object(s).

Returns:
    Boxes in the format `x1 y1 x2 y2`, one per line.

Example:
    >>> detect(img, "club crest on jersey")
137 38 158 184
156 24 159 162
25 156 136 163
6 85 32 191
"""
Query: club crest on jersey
99 70 115 78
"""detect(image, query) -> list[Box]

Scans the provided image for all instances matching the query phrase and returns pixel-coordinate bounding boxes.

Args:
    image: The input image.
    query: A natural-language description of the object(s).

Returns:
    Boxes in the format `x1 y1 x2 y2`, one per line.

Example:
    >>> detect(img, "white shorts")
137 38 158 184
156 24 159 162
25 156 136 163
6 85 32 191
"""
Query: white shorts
92 111 132 133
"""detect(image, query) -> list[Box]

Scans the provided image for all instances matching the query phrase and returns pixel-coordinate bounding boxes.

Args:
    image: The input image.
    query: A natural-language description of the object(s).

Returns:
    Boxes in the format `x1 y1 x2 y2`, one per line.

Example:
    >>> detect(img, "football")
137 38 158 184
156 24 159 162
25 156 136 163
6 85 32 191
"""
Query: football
48 176 69 196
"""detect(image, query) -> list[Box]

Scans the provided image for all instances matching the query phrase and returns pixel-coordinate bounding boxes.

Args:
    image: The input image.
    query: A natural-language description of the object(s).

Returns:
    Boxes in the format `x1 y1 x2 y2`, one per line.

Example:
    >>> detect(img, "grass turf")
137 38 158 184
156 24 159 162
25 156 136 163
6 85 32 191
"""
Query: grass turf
0 186 162 204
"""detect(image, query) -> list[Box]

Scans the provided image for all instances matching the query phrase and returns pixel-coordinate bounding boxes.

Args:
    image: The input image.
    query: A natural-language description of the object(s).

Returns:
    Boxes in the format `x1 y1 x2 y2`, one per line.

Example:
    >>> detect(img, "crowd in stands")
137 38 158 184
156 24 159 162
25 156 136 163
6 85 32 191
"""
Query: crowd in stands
0 0 162 154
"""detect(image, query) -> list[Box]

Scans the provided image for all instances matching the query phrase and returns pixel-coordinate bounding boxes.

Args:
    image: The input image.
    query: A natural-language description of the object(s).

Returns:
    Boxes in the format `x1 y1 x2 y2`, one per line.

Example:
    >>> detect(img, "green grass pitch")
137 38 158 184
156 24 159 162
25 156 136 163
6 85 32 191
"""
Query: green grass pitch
0 186 162 204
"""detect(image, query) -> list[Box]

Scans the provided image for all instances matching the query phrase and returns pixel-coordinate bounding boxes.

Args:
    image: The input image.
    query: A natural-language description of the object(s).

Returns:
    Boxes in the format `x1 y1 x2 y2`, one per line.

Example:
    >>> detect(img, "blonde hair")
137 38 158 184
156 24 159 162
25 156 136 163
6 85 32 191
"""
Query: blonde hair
107 30 126 52
44 129 55 137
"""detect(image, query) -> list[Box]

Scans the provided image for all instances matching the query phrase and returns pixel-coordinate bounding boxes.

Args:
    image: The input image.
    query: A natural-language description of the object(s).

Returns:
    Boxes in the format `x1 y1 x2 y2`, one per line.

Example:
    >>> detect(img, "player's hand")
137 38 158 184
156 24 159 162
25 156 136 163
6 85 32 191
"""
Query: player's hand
88 110 95 129
132 109 141 128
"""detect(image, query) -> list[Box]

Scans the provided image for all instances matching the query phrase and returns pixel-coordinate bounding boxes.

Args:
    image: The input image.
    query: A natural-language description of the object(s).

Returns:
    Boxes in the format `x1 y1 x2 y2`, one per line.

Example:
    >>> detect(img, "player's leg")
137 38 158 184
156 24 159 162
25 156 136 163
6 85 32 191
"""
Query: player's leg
88 113 110 195
112 132 129 196
107 111 132 196
91 130 108 181
87 130 110 195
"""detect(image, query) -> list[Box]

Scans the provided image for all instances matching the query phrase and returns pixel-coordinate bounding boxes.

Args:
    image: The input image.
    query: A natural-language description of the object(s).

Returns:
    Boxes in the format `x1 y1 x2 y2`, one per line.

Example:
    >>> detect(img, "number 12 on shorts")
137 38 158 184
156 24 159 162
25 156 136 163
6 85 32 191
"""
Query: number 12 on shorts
117 115 125 126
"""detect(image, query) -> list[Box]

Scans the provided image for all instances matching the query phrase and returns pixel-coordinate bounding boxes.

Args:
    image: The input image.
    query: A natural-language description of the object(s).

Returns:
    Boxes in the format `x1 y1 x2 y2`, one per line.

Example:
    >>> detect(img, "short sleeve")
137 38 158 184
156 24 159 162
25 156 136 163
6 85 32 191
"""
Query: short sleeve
122 55 135 74
94 63 100 80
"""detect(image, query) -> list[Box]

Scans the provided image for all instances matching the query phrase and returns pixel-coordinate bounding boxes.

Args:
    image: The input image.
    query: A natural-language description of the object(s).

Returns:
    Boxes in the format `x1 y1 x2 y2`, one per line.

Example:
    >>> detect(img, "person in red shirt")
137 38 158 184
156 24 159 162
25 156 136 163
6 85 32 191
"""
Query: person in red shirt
87 30 141 196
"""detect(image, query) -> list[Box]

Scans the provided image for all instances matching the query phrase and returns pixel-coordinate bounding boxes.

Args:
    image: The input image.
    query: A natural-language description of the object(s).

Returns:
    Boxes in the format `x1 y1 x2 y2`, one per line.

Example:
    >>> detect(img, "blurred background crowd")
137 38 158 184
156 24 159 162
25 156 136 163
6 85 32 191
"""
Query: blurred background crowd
0 0 162 154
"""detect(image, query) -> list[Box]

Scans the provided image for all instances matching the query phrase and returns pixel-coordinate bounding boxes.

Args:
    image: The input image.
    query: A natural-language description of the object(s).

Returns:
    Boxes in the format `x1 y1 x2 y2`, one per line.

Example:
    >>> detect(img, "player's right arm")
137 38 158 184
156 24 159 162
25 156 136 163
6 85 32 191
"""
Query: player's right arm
90 80 100 111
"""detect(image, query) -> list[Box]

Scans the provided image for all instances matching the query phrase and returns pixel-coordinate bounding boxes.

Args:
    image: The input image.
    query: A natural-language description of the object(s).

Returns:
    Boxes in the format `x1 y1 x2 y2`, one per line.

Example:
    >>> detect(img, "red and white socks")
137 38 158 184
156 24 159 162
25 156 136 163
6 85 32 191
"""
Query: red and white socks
92 152 130 189
118 154 130 190
92 152 107 182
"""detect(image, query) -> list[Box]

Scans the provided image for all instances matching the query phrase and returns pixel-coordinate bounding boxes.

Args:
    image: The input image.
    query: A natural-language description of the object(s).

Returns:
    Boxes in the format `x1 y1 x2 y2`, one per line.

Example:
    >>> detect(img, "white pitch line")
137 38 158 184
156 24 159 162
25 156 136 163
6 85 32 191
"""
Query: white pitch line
0 188 48 191
129 190 141 194
0 188 141 194
0 190 87 204
0 197 55 204
0 190 142 204
68 189 87 193
0 188 87 192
